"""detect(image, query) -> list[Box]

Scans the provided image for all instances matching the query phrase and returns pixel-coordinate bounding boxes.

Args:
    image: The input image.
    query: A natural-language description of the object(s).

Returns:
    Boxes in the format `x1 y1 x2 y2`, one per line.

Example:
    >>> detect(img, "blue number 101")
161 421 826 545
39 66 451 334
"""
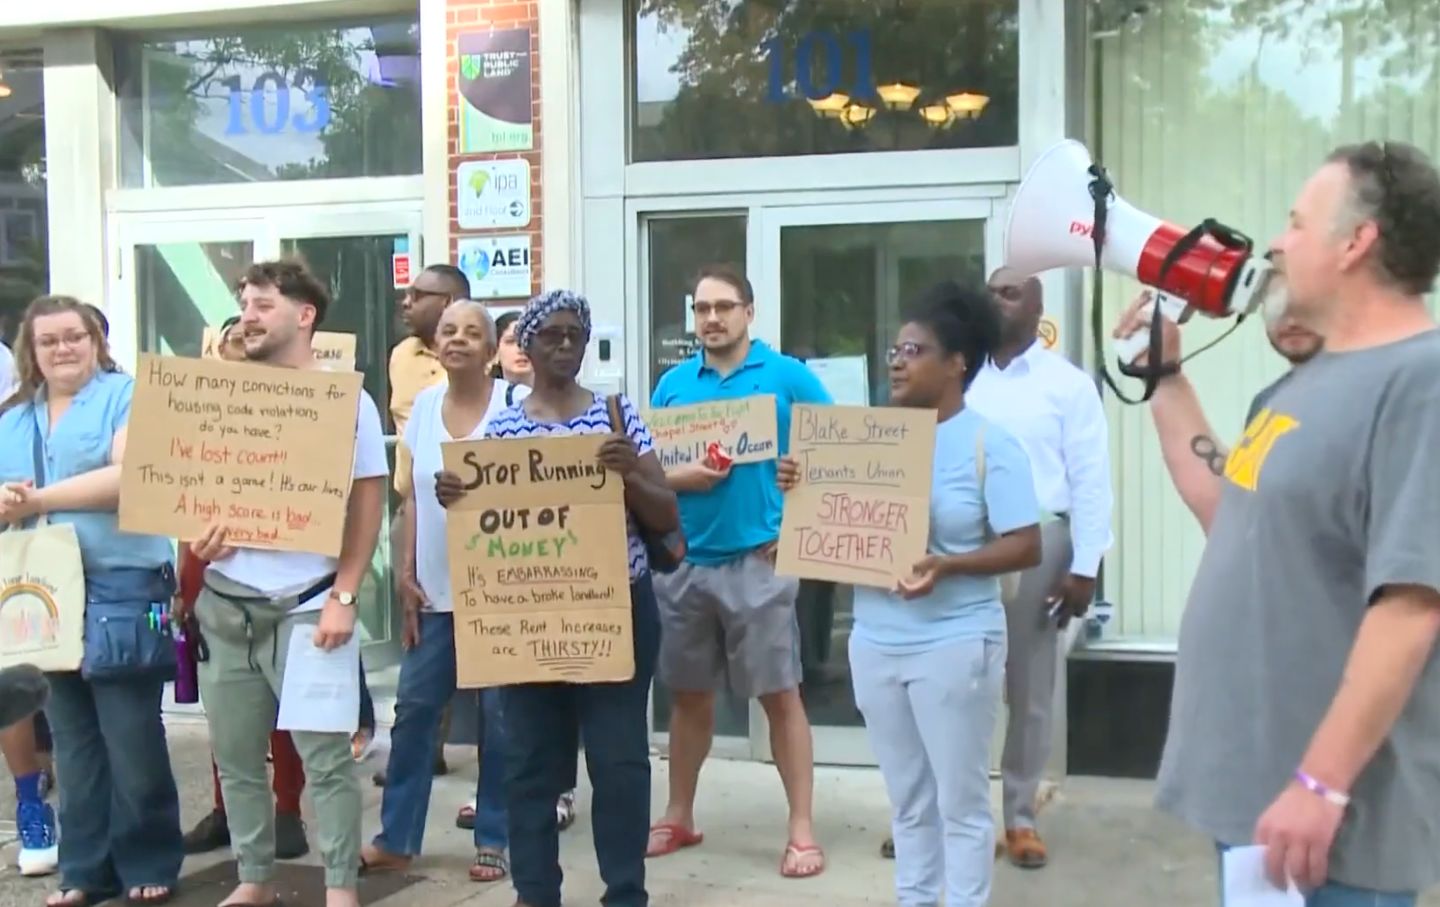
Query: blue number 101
762 29 877 102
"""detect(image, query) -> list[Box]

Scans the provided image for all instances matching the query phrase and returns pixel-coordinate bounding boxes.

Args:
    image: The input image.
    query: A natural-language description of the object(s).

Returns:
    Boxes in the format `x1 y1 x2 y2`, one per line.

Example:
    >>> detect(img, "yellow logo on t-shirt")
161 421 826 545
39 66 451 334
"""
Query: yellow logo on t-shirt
1225 407 1299 491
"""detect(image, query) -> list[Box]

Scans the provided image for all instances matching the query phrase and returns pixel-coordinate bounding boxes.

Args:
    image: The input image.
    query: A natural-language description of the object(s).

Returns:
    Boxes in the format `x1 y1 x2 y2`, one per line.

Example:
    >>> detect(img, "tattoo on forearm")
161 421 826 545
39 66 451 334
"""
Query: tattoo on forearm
1190 435 1227 476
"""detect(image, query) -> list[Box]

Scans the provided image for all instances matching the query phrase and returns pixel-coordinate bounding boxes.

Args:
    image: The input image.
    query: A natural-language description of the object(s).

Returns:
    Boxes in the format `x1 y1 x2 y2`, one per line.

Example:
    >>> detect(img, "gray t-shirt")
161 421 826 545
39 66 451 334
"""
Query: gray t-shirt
1156 331 1440 892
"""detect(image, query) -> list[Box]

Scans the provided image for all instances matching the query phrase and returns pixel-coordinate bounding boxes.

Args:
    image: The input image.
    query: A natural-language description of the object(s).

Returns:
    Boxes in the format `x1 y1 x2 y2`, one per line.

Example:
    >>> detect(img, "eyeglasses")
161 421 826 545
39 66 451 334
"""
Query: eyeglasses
403 287 451 303
886 341 934 365
691 300 745 318
535 325 587 347
35 332 92 350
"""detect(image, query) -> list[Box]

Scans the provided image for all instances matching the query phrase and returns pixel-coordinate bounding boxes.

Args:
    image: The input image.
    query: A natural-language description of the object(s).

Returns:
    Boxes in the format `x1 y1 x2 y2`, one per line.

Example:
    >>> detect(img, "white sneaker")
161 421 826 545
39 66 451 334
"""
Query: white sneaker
16 798 58 876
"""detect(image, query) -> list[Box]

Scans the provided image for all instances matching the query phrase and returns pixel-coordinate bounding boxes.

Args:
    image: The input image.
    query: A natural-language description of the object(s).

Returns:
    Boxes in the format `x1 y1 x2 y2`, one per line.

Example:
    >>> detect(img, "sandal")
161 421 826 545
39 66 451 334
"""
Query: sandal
469 849 509 883
556 791 576 832
126 885 175 905
781 842 826 879
456 801 476 830
645 821 703 858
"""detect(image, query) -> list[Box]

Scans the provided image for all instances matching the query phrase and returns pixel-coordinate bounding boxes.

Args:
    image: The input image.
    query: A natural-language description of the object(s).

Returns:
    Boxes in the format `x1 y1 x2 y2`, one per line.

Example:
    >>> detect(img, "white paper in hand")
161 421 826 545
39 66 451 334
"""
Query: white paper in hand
1222 846 1303 907
276 630 360 734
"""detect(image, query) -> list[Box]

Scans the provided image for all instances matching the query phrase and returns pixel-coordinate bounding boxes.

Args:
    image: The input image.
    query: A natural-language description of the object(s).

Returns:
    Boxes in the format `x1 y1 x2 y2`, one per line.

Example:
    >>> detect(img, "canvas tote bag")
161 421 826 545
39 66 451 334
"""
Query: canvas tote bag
0 419 85 672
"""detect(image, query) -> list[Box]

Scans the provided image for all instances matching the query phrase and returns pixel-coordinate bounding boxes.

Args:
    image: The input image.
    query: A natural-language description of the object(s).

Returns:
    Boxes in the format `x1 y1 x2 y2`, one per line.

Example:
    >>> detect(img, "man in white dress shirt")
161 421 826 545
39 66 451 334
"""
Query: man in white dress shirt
967 268 1114 869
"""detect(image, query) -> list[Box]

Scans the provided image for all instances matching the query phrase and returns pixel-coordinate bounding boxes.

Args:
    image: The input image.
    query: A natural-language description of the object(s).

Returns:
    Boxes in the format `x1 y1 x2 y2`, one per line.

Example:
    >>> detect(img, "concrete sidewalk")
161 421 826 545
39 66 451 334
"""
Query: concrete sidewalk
1 720 1436 906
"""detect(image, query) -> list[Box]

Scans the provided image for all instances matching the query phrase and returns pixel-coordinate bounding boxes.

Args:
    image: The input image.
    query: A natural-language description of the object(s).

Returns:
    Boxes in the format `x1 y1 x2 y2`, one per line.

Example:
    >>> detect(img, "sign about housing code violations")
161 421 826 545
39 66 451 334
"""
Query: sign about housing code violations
441 434 634 687
776 405 936 588
201 327 357 372
646 394 778 470
119 354 362 557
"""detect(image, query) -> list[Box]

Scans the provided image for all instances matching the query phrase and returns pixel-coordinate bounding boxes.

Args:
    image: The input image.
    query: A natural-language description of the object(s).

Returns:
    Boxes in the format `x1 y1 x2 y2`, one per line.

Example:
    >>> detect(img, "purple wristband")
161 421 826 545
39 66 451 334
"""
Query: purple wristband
1294 770 1350 808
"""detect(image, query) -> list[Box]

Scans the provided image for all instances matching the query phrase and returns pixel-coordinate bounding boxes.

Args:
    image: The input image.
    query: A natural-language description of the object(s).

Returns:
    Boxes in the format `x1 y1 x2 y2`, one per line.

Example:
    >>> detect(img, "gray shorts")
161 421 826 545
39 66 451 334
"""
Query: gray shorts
654 552 802 698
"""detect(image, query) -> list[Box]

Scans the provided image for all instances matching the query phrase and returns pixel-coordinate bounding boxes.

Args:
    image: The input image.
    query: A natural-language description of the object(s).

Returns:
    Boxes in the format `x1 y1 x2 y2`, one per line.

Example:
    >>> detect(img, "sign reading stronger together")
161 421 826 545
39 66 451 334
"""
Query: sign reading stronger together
119 354 363 556
442 435 634 687
777 405 936 588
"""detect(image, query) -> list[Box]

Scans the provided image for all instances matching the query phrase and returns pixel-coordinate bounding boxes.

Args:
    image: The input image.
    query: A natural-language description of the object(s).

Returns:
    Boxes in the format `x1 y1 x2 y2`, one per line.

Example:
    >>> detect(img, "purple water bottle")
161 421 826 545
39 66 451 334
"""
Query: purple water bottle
173 621 199 704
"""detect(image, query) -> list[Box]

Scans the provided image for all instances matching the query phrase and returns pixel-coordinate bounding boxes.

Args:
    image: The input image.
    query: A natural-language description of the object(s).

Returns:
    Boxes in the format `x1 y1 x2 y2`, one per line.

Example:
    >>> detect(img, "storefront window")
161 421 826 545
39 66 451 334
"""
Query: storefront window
1092 0 1440 640
116 19 422 187
631 0 1019 162
0 49 45 343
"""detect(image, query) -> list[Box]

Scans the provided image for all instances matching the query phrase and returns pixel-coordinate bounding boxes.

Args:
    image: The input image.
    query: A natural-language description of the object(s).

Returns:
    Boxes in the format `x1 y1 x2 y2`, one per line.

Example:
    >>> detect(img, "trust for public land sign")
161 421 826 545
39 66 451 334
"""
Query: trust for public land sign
646 395 778 469
119 354 363 556
776 405 936 588
442 434 634 687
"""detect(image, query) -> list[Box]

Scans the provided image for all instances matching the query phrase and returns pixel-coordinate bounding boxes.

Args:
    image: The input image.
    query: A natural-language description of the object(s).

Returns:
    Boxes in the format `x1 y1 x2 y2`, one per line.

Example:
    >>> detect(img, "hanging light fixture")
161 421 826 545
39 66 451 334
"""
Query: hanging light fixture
919 104 955 129
945 91 990 119
806 92 850 118
875 82 921 110
840 103 876 129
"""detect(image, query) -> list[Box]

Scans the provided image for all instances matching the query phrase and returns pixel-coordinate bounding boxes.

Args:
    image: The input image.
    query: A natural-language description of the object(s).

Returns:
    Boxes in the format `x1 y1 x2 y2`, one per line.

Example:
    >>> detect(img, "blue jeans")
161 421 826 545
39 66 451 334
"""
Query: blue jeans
503 573 661 907
46 672 183 896
1217 844 1416 906
374 612 507 854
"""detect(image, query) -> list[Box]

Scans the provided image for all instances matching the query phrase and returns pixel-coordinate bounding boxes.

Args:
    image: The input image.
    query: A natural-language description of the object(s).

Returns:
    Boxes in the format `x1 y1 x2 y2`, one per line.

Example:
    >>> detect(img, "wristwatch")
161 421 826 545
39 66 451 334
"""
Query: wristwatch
331 590 357 607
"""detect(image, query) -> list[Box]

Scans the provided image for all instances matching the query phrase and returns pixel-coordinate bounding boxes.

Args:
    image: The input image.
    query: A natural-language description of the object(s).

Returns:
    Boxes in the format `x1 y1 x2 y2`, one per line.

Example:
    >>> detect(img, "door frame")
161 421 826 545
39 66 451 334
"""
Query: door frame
749 195 1004 766
108 203 424 373
630 191 1008 766
106 202 424 667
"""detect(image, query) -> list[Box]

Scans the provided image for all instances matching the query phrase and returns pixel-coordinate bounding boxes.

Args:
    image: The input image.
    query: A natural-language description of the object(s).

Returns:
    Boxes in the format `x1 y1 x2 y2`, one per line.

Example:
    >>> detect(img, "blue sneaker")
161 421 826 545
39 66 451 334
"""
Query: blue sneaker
16 797 58 876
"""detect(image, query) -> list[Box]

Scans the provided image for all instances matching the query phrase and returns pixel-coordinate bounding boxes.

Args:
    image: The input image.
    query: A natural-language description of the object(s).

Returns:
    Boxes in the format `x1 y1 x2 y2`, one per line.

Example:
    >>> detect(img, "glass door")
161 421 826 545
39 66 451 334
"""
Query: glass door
112 205 423 664
756 198 997 766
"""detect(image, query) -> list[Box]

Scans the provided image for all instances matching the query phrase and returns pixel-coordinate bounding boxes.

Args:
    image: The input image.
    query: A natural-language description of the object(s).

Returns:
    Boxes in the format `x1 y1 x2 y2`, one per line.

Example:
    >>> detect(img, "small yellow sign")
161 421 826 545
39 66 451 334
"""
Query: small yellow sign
1039 317 1059 350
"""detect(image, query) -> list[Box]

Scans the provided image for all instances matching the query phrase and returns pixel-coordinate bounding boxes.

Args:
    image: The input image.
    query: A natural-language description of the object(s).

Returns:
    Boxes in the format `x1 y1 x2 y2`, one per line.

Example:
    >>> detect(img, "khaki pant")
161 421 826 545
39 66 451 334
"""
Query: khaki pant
196 577 362 889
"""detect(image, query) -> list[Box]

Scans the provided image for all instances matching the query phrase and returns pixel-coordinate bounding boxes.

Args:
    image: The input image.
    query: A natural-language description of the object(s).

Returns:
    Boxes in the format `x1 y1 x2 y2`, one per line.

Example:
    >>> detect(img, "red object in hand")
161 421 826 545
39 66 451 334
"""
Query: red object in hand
705 442 733 470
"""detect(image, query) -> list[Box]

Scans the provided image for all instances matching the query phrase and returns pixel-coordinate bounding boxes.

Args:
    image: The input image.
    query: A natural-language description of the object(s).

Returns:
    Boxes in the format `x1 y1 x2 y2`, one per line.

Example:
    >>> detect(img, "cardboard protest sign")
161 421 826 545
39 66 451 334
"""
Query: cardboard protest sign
777 405 936 588
442 435 634 687
646 395 778 470
201 327 357 372
119 354 363 556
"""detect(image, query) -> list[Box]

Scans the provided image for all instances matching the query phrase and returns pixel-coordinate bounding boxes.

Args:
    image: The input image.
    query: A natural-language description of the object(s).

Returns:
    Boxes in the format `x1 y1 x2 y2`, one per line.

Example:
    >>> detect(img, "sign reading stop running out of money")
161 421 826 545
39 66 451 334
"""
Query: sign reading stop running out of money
119 354 362 556
442 434 634 687
776 404 936 588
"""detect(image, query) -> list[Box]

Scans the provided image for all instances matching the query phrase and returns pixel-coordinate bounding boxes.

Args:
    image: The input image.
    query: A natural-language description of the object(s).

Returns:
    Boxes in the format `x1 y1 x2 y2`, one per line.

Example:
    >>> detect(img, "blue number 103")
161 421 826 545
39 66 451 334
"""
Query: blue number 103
762 29 877 102
222 70 332 136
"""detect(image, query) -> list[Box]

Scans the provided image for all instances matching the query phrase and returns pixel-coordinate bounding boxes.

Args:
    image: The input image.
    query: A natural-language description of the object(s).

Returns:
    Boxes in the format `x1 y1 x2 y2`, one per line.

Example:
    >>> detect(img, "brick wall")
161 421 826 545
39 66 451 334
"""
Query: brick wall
446 0 543 296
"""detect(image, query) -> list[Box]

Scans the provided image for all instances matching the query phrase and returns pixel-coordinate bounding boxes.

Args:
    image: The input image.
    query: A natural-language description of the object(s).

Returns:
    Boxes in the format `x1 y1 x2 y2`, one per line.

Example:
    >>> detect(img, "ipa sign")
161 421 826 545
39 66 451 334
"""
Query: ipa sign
776 405 935 588
442 435 634 687
646 395 778 470
119 354 363 556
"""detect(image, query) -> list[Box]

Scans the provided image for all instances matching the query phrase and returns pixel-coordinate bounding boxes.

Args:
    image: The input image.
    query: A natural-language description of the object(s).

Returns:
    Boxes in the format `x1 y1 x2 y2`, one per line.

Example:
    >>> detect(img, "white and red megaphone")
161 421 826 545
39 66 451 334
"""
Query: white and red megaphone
1005 141 1275 372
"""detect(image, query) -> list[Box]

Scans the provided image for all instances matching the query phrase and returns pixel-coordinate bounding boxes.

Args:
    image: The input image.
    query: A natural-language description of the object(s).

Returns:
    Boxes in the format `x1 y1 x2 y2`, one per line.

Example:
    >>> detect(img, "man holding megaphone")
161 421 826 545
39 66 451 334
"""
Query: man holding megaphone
1124 142 1440 904
1010 137 1440 902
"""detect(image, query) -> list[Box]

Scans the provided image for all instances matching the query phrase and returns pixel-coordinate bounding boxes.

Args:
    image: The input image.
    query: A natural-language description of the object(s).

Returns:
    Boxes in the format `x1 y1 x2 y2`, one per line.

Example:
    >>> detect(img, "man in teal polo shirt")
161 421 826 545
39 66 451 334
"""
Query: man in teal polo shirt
646 263 832 879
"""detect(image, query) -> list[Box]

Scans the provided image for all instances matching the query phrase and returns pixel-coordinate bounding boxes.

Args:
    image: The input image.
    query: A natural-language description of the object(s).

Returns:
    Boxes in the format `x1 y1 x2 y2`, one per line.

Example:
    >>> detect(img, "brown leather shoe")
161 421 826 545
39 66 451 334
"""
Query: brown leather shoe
1003 828 1048 869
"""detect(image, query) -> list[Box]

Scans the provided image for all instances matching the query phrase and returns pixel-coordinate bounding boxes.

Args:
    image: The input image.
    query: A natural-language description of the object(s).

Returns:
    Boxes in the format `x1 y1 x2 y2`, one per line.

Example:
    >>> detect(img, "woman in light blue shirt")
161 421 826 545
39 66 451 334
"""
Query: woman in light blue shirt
0 296 182 906
780 279 1041 907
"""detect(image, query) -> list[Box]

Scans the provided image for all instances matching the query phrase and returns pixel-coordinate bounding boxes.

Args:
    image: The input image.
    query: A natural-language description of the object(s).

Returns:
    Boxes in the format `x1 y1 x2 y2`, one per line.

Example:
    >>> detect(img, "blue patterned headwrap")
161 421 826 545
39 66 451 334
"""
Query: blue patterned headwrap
516 289 592 352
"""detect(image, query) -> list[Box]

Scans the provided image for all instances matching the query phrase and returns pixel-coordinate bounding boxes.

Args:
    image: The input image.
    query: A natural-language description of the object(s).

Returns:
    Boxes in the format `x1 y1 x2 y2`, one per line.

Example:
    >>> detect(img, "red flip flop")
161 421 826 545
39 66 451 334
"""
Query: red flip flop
645 821 703 858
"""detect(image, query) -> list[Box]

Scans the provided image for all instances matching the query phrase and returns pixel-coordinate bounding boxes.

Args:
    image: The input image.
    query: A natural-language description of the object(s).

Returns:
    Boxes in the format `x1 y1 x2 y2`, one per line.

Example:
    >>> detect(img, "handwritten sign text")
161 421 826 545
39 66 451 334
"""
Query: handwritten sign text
443 435 634 686
776 405 935 587
646 395 778 469
119 354 362 556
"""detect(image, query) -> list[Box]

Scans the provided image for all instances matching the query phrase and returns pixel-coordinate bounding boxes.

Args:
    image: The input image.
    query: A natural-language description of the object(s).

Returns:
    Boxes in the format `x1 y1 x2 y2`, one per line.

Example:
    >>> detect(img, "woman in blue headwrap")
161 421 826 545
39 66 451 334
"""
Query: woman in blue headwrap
435 290 677 907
